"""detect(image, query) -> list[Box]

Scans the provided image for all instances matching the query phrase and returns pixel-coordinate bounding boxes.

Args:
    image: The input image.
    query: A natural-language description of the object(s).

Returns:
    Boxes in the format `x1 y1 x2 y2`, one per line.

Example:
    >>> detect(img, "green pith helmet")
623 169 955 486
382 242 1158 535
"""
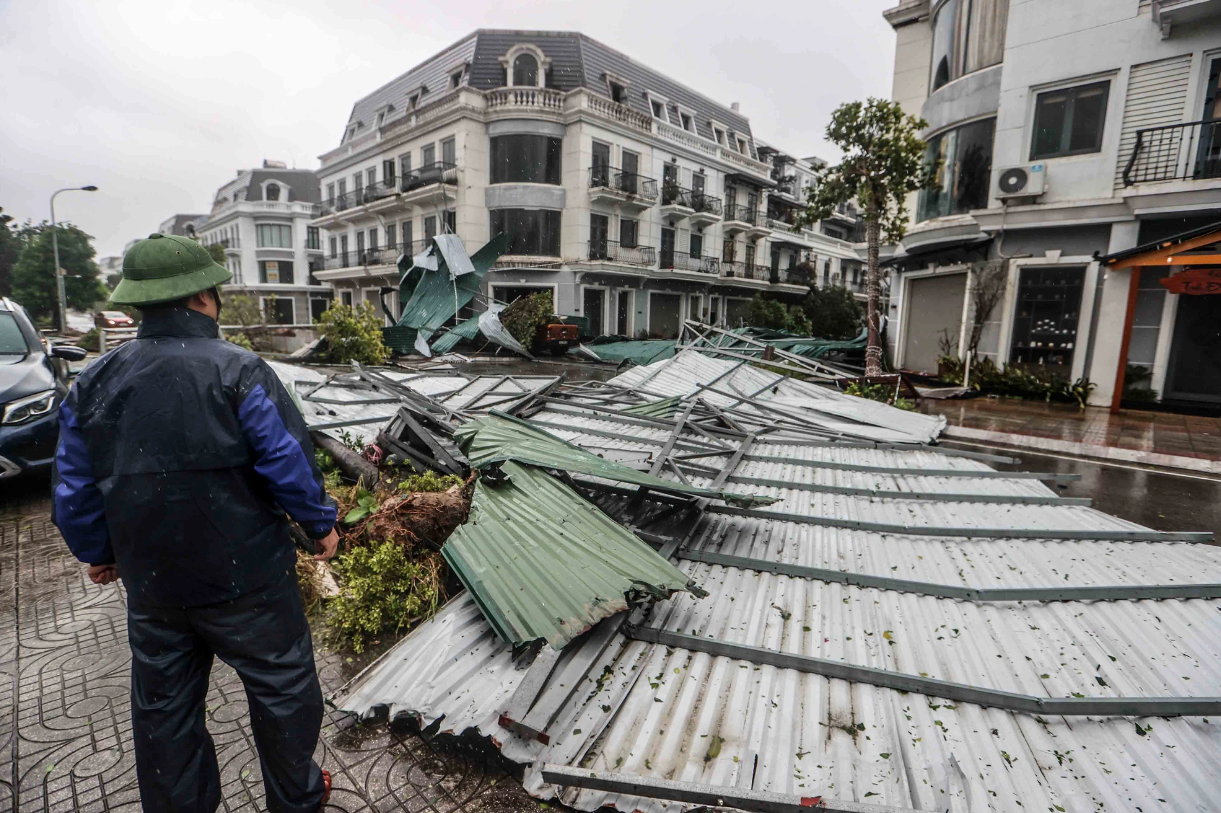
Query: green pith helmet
110 233 232 306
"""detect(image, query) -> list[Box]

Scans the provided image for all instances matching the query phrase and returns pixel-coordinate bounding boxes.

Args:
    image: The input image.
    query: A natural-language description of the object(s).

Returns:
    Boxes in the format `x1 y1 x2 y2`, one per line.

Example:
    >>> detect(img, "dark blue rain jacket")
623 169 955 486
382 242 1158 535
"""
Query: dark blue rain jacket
51 307 336 607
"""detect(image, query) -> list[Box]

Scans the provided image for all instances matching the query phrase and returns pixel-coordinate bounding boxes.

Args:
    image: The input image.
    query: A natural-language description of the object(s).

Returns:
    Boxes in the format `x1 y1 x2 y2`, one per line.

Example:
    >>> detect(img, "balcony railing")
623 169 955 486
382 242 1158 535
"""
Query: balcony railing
361 178 398 203
588 240 656 267
724 203 760 225
691 191 722 216
321 240 427 270
1123 119 1221 186
660 249 719 275
401 162 458 191
720 259 769 281
588 167 659 201
659 184 722 216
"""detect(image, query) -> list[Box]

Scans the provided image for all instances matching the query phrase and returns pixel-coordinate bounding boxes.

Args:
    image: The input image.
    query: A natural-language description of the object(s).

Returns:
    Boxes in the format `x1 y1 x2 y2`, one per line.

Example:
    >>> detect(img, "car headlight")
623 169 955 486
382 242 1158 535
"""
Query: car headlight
2 390 58 425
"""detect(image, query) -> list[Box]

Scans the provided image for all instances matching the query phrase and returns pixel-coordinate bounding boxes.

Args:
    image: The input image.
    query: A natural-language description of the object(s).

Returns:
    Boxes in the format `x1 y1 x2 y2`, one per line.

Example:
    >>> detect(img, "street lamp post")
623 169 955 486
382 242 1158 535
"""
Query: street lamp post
49 185 98 332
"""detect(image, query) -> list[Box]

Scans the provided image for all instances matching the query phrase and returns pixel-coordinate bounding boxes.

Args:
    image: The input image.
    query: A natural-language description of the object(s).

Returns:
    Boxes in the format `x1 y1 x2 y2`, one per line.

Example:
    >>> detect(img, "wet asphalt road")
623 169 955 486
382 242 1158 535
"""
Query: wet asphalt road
942 439 1221 535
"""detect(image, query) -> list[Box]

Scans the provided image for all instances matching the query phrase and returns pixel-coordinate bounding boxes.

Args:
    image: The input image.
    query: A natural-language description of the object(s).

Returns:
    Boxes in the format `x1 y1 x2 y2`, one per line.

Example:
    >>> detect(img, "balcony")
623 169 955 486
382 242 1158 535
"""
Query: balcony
770 265 812 288
718 259 770 285
1153 0 1221 31
722 203 759 235
659 184 695 220
401 161 458 192
360 178 398 205
587 240 656 269
1123 120 1221 186
320 241 425 272
660 248 719 276
588 167 659 210
689 191 723 227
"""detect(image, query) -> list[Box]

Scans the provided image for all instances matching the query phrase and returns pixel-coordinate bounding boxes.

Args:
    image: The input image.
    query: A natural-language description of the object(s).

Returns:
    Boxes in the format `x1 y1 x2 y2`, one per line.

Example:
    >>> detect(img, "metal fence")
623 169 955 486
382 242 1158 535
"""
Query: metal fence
1123 119 1221 186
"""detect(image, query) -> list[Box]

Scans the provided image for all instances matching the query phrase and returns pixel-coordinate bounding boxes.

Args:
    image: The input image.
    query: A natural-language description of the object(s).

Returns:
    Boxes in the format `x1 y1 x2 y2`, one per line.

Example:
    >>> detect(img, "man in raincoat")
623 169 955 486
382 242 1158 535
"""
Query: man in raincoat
52 233 338 813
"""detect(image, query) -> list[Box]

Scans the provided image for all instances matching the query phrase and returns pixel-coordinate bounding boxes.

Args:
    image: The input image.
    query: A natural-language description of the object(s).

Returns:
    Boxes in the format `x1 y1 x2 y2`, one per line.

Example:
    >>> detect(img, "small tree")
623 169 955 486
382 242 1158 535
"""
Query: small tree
800 98 938 376
801 285 863 341
10 221 108 326
964 260 1007 355
501 291 553 350
0 208 20 298
747 295 790 331
205 242 227 265
318 301 388 365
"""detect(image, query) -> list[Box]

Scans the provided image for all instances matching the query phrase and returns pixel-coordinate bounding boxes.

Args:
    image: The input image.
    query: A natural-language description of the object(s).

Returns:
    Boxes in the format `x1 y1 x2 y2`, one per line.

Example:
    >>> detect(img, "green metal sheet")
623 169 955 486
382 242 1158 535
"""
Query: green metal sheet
395 233 511 337
442 460 699 649
381 326 420 355
454 412 776 507
581 340 676 365
429 313 483 354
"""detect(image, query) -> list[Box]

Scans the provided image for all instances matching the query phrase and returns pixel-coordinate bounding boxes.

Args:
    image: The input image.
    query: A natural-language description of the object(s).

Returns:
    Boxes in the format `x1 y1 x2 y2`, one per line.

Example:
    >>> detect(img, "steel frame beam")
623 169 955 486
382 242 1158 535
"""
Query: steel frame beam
677 549 1221 601
623 627 1221 717
705 504 1214 542
541 764 914 813
723 474 1089 506
741 454 1080 481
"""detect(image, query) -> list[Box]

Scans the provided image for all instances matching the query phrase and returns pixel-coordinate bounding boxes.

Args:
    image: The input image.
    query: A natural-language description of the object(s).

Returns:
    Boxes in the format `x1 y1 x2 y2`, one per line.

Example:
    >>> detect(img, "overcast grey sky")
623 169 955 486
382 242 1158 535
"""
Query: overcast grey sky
0 0 897 259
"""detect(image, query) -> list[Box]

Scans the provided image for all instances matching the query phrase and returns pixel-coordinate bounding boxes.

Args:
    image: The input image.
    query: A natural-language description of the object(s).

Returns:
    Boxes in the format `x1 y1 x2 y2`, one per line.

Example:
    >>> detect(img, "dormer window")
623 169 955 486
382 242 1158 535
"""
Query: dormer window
500 44 550 89
512 53 538 87
610 82 626 103
736 136 748 155
409 92 421 109
376 111 385 126
266 184 280 201
646 92 670 124
680 112 694 133
651 100 663 118
712 125 727 146
450 69 465 89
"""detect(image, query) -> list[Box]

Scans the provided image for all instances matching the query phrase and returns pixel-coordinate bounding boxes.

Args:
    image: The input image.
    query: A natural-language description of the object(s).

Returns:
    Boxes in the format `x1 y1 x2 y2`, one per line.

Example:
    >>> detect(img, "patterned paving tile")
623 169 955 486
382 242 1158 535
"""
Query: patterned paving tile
0 487 538 813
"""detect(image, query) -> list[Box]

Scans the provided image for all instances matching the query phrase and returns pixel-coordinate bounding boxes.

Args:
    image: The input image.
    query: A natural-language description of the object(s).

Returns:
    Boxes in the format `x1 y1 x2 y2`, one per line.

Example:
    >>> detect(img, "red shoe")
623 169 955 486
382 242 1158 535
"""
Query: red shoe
320 769 332 808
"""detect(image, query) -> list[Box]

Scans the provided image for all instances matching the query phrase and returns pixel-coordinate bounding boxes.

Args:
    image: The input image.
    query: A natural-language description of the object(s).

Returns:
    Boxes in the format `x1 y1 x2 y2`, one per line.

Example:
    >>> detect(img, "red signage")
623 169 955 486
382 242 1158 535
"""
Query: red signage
1160 267 1221 295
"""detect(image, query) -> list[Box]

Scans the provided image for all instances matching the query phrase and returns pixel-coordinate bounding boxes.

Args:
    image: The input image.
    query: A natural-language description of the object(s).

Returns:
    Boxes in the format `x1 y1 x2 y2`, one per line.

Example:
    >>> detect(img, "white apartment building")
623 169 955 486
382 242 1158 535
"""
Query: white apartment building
312 29 863 339
195 162 329 325
883 0 1221 410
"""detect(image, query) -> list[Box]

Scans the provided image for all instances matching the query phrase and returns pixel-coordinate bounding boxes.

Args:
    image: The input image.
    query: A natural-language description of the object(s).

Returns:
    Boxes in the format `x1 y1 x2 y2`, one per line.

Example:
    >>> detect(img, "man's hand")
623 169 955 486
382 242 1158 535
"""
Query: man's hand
87 564 119 585
314 529 339 561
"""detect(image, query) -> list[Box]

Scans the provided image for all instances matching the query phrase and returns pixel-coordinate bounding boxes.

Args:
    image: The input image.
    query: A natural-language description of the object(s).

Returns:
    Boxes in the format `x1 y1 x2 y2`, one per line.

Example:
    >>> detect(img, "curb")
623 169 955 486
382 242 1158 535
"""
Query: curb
941 424 1221 476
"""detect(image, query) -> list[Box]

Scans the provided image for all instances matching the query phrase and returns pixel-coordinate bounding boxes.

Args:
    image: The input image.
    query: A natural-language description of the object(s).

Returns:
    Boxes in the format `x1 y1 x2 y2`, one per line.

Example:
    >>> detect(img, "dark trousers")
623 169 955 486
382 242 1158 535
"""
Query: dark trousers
127 572 326 813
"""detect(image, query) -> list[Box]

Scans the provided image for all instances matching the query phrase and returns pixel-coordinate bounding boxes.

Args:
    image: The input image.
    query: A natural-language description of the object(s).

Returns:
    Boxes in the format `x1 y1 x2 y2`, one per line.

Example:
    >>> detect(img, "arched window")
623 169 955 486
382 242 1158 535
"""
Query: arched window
512 53 538 87
266 183 280 201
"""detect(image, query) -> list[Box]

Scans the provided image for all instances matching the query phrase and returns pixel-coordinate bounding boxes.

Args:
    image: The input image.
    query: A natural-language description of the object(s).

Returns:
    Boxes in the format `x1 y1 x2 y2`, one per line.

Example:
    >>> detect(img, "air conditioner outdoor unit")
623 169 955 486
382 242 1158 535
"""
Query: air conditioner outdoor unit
995 163 1047 199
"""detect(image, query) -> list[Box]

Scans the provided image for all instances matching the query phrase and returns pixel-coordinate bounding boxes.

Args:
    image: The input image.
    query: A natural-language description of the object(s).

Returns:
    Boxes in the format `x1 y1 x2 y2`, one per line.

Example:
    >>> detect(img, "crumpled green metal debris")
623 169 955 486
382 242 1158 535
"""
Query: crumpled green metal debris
442 460 702 649
454 411 778 508
392 233 511 355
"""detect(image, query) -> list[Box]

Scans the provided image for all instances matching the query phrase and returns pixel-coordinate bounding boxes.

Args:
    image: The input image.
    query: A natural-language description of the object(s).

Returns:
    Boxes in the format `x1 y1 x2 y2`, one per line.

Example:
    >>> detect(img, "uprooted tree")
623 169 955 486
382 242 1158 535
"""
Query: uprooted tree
799 98 939 376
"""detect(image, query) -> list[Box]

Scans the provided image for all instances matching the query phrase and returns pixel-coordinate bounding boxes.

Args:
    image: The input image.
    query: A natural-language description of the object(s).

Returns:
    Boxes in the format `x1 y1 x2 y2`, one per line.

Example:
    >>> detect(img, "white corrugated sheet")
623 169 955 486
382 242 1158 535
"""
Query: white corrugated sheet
328 354 1221 813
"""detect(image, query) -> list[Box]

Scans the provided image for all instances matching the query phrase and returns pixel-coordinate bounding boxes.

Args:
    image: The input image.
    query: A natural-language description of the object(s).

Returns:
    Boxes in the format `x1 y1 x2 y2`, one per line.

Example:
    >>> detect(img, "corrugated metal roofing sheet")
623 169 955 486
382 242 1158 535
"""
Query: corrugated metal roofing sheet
456 412 776 507
443 460 698 649
608 351 944 444
334 379 1221 813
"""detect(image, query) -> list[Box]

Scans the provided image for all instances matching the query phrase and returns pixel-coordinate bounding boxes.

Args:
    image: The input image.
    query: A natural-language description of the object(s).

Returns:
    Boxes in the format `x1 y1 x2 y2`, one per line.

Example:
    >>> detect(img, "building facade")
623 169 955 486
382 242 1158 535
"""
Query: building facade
195 162 328 325
312 30 862 338
883 0 1221 409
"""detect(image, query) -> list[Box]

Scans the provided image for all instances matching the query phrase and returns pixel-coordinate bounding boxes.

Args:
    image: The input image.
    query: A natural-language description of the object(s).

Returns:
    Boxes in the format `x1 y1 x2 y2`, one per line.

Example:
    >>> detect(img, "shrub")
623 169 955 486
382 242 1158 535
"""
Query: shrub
844 380 916 411
77 328 100 352
318 302 388 365
397 471 464 493
223 293 266 327
747 295 790 331
225 331 254 351
500 291 553 350
938 355 1095 408
801 285 863 340
327 539 443 653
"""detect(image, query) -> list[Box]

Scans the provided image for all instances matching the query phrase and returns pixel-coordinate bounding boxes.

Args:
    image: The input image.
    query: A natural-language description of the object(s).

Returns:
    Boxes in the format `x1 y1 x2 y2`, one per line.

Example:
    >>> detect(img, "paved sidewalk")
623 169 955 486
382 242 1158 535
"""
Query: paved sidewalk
0 484 535 813
923 397 1221 473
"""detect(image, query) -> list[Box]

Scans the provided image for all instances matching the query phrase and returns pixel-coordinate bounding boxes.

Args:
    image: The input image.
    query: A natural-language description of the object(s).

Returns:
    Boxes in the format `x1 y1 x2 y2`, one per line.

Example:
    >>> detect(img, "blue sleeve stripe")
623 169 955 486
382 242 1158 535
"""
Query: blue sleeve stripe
237 384 336 535
53 404 114 565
